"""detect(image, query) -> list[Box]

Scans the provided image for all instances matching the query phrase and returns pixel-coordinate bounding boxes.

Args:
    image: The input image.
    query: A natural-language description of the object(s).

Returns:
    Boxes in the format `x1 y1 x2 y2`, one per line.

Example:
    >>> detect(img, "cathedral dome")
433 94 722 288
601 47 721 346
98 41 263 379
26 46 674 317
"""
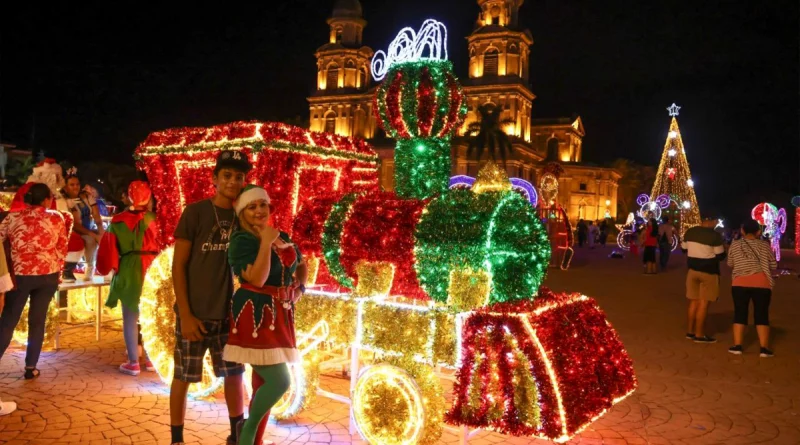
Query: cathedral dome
332 0 362 18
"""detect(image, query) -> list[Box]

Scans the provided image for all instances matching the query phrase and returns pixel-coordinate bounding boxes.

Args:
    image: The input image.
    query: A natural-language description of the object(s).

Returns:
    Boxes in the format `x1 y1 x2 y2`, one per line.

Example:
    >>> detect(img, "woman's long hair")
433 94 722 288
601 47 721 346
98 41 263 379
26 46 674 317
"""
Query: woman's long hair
24 183 53 207
649 218 659 237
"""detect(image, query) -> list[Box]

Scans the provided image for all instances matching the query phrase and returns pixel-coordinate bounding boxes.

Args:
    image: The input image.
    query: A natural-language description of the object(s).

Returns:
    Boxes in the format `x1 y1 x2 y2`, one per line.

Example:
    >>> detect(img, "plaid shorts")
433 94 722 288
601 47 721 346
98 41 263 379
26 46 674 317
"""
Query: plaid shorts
173 314 245 383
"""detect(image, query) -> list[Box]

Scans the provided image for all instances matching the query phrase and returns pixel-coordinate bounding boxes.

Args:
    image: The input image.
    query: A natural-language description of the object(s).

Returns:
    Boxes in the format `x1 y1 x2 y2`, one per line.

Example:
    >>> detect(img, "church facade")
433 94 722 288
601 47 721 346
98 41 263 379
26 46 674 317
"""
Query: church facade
307 0 619 222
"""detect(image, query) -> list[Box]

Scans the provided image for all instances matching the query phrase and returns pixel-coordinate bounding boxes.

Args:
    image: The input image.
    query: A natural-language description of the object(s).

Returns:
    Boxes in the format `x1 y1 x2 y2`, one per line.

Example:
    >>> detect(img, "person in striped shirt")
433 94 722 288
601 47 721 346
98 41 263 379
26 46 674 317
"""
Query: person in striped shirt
726 220 777 357
681 219 726 343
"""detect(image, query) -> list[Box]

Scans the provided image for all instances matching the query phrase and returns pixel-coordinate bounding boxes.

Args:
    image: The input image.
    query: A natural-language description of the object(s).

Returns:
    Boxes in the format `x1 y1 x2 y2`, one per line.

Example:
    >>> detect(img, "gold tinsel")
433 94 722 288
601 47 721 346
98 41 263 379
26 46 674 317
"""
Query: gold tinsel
447 267 491 311
66 286 122 324
362 300 430 357
12 298 60 349
0 191 14 211
295 293 357 347
353 356 444 445
353 260 395 299
271 350 323 420
431 310 457 366
471 162 512 194
140 248 223 398
305 256 320 286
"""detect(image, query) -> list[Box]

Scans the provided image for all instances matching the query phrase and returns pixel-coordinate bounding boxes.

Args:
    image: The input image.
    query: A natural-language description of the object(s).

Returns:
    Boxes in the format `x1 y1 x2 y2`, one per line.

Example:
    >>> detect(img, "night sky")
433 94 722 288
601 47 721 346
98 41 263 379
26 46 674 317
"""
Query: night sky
2 0 798 222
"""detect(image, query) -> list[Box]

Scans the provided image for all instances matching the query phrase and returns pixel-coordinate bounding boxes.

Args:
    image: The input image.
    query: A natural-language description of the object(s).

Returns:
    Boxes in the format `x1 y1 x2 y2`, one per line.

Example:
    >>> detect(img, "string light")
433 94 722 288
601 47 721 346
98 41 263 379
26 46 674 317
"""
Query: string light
450 175 539 206
374 59 467 199
651 107 701 239
371 19 449 81
792 196 800 254
135 121 378 246
751 202 787 261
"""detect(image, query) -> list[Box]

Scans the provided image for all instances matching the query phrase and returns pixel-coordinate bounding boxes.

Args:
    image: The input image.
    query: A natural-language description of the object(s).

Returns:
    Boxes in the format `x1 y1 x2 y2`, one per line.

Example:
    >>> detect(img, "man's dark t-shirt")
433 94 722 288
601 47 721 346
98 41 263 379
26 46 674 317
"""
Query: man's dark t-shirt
174 200 235 320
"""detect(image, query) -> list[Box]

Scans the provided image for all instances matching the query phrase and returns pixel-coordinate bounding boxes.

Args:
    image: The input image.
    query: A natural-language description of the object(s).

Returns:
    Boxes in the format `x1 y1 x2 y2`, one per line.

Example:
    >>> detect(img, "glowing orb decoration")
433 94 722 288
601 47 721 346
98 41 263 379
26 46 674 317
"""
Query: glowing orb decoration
352 364 427 445
140 247 224 398
449 175 538 206
539 173 559 204
683 201 691 209
687 179 694 187
12 299 59 349
751 202 787 261
371 19 448 81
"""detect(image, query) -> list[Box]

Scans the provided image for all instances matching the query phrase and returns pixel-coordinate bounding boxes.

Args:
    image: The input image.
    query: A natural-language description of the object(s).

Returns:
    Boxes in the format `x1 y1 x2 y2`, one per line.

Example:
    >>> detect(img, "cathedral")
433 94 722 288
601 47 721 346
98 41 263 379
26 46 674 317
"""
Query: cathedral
307 0 620 222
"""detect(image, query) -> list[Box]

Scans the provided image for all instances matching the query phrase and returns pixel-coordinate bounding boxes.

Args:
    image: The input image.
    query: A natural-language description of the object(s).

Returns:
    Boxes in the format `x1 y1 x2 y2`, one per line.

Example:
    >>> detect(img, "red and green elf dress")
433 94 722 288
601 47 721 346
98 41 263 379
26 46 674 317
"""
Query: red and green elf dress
223 230 302 366
96 210 160 311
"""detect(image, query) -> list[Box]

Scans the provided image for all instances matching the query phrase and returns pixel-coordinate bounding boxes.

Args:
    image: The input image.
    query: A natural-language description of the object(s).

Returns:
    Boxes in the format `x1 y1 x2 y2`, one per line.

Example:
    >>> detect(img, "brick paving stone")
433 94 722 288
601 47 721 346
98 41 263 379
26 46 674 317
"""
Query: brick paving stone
1 248 799 444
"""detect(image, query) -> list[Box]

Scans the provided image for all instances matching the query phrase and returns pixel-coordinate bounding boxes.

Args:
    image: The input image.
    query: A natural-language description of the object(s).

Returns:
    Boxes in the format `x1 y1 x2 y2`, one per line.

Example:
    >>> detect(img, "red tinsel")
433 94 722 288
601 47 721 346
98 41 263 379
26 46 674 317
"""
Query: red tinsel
440 74 463 137
338 192 429 299
417 68 435 137
291 195 345 291
136 121 379 247
446 290 638 441
385 71 410 139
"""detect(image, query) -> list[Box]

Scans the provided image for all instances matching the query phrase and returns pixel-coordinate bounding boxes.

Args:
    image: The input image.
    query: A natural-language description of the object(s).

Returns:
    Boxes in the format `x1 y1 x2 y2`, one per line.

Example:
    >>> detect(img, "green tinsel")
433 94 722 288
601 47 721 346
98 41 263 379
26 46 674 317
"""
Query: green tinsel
414 189 551 305
321 193 360 289
394 137 451 199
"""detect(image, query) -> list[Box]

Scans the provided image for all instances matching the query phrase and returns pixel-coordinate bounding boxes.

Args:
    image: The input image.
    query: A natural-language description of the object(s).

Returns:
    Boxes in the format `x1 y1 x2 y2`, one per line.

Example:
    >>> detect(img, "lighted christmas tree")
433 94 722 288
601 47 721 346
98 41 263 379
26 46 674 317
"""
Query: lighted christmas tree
650 103 701 237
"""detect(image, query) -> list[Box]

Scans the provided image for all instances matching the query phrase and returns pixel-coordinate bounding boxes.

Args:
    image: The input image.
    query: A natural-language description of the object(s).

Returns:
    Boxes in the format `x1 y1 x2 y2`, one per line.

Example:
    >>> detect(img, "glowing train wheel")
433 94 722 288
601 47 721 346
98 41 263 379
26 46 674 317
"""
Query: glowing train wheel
140 247 224 398
616 230 632 251
353 364 426 445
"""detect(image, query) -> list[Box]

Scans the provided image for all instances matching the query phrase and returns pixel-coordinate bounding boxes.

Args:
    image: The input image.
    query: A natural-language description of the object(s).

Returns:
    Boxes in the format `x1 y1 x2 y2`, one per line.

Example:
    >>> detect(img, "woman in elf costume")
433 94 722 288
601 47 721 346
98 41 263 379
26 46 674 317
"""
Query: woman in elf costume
222 185 307 445
96 181 159 376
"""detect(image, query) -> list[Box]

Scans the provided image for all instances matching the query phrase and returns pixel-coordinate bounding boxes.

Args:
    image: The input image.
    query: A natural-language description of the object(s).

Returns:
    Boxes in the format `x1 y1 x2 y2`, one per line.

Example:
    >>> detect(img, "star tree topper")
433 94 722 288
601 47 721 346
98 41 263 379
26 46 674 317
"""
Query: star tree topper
667 103 681 116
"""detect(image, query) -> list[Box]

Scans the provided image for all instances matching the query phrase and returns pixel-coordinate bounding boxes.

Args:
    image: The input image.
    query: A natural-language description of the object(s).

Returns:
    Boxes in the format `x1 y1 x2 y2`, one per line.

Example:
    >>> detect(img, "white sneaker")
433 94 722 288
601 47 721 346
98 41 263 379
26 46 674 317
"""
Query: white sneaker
0 399 17 416
83 268 95 282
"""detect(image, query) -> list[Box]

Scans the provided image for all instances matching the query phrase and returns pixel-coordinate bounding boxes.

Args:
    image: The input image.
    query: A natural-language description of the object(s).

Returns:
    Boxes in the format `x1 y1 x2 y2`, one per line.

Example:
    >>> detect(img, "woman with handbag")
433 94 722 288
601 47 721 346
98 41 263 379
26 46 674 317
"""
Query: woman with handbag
727 220 777 357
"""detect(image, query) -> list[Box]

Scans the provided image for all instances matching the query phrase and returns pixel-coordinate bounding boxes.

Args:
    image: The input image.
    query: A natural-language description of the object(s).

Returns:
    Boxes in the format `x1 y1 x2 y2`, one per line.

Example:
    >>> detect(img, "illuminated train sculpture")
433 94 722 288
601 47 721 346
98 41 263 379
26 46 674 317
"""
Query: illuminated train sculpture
137 20 635 445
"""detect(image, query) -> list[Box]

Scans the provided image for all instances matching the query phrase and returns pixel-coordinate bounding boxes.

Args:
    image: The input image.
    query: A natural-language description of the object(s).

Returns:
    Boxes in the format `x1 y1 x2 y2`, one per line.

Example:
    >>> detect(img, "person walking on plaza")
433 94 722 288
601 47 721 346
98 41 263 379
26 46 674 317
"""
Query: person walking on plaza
658 216 676 270
223 185 307 445
169 151 249 445
587 220 598 249
577 219 587 247
642 218 659 274
727 220 777 357
682 219 726 343
599 219 608 246
96 181 159 376
0 183 68 379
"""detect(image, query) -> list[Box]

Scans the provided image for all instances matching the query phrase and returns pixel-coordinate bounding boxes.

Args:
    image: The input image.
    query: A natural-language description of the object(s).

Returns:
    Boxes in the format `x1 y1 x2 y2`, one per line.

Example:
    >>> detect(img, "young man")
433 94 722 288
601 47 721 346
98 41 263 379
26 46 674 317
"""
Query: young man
682 219 726 343
170 151 250 445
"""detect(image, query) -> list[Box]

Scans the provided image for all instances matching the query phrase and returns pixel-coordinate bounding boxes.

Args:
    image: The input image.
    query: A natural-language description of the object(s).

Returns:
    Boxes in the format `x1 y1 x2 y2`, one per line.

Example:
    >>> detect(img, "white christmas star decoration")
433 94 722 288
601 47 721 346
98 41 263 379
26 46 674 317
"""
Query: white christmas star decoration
687 179 694 187
668 149 677 157
667 103 681 116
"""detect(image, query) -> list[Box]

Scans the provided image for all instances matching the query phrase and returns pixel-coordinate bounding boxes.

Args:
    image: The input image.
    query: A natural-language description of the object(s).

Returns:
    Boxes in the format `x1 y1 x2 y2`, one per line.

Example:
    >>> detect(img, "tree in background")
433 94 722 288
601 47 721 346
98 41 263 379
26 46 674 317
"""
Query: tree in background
651 104 701 237
611 158 656 221
5 156 36 186
466 103 516 164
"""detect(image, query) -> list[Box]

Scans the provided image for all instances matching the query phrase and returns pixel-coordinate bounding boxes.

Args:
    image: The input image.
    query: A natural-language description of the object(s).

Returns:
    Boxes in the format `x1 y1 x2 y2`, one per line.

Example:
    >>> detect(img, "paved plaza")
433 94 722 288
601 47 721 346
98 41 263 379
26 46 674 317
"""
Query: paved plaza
1 246 799 445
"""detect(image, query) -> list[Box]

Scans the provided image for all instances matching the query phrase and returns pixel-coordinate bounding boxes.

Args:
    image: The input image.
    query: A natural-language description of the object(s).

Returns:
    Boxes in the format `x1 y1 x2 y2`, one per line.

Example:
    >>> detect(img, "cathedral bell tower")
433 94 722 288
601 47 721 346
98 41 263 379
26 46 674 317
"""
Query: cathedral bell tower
308 0 376 138
462 0 534 141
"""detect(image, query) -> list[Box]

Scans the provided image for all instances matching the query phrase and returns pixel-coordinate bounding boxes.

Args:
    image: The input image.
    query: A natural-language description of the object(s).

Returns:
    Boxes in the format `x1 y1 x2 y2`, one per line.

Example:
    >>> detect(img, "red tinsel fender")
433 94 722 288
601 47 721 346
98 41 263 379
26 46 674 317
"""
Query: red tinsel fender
338 192 429 300
446 289 637 441
291 195 343 291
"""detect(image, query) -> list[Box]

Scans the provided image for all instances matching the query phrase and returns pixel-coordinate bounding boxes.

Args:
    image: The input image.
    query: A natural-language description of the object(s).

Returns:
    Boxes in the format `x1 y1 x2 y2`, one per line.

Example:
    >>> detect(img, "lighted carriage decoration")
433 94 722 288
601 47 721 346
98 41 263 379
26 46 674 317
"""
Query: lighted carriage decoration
136 19 636 444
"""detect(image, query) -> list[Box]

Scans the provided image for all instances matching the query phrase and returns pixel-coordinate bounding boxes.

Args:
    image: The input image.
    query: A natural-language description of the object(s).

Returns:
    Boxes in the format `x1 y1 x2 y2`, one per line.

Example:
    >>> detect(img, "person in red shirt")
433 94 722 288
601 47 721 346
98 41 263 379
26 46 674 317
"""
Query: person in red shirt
0 183 68 379
642 217 659 275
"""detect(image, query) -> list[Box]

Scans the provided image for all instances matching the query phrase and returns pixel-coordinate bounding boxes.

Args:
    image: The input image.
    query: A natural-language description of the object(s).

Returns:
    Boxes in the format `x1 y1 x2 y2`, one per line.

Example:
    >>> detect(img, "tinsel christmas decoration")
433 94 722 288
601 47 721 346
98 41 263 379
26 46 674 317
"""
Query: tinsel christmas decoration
374 60 467 199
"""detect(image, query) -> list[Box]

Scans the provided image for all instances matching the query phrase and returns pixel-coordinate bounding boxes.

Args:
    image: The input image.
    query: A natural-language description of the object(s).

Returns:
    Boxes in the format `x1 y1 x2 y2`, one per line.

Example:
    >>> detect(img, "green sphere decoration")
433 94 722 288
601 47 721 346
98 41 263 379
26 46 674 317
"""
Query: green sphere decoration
414 188 552 305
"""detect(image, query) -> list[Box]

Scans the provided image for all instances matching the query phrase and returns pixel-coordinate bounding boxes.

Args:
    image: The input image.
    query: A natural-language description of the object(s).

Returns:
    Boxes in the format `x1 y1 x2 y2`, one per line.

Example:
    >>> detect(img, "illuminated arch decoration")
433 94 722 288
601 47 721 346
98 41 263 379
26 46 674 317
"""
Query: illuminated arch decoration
449 175 538 207
751 202 787 261
371 19 449 81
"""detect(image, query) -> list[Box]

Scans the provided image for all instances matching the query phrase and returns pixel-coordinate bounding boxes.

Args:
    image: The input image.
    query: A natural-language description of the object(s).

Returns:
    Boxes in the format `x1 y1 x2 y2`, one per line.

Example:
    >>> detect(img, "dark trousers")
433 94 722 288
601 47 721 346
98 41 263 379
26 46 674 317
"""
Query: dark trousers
0 274 59 368
659 243 671 269
732 286 771 326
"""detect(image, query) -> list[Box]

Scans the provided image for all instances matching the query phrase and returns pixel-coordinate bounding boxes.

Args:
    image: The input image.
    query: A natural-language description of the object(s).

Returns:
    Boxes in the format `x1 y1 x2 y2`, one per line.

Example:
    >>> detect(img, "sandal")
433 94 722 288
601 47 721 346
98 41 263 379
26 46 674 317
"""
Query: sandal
24 367 40 380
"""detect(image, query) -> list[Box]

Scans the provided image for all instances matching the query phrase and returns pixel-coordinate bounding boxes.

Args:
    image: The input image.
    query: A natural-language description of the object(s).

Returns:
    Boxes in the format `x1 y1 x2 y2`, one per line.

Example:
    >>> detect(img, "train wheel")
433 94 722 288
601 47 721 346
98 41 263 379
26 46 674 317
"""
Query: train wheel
352 364 426 445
